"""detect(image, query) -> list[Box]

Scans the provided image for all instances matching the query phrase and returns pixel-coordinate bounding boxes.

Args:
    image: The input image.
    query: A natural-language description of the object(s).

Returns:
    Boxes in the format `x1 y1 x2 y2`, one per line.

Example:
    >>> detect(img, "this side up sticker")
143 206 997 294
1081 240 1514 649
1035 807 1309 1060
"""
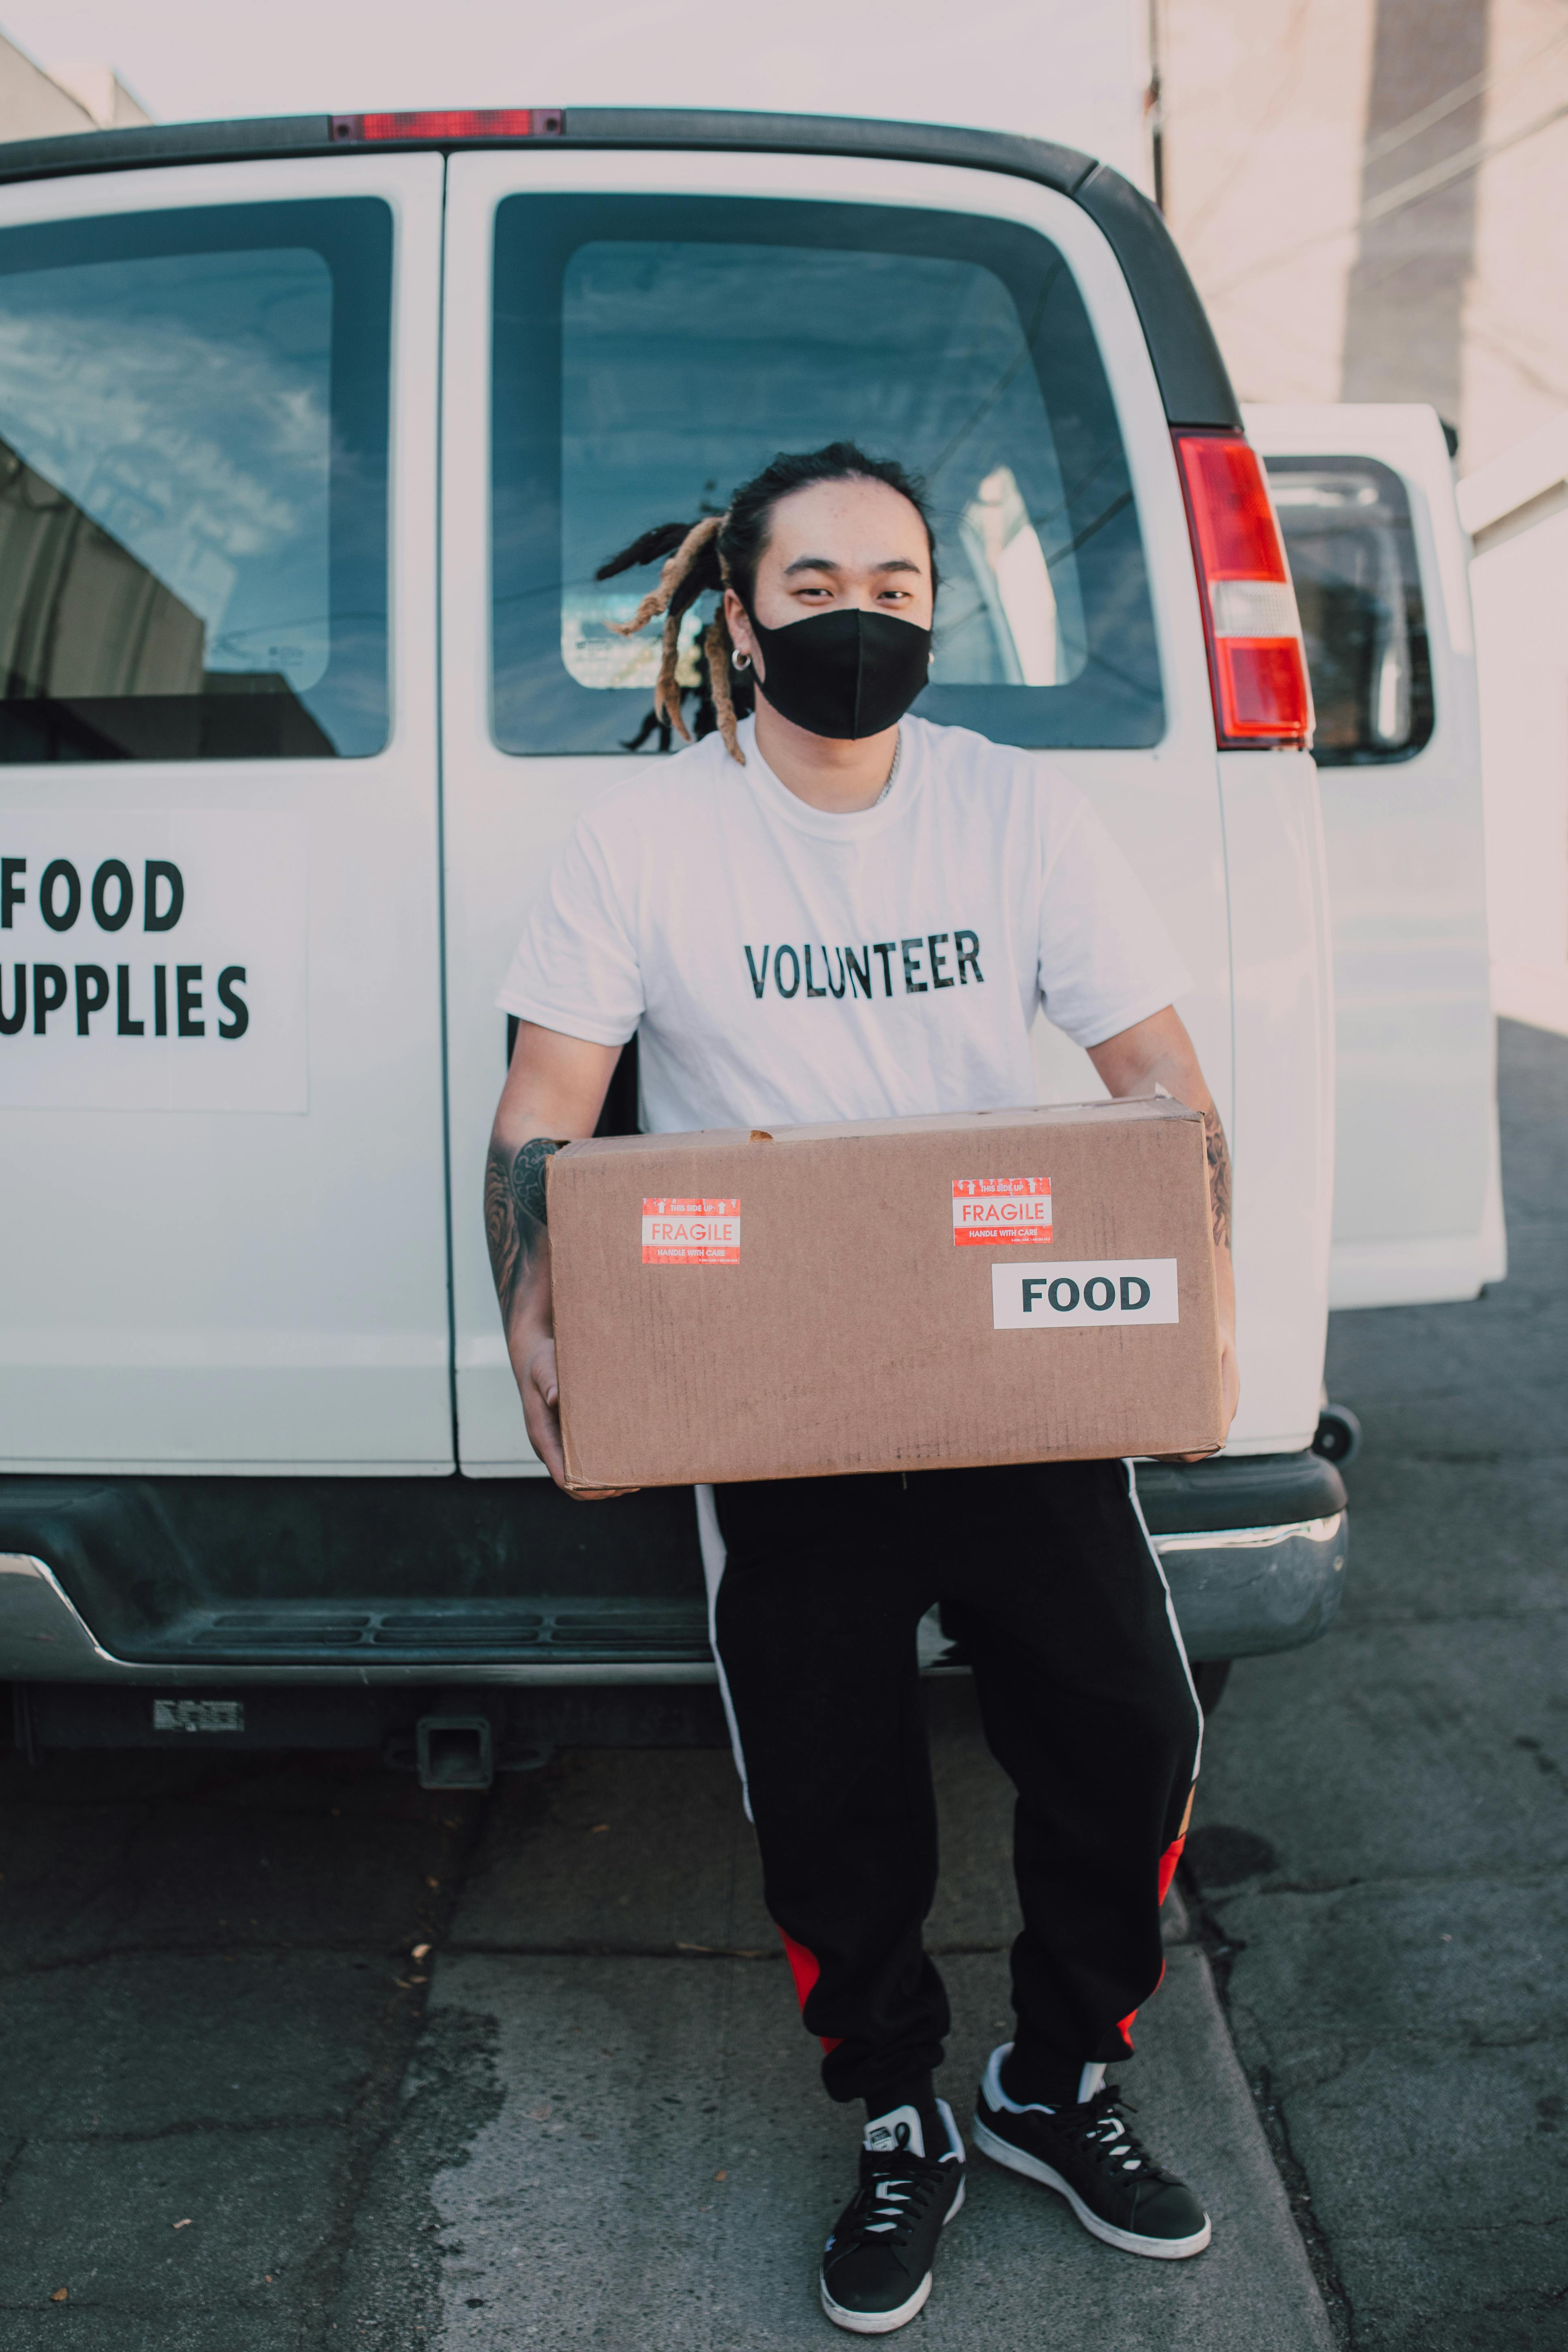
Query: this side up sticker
992 1258 1178 1330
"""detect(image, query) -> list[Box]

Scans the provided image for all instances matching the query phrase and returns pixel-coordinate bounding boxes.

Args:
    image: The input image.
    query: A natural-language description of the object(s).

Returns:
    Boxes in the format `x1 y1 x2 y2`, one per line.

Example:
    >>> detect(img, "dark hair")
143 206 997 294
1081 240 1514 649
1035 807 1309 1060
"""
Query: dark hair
594 442 937 763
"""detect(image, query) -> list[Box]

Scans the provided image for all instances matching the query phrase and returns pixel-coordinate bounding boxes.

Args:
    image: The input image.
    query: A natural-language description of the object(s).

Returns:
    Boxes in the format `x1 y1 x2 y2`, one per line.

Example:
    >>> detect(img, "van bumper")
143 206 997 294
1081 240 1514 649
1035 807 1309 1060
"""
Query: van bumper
1133 1449 1349 1660
1148 1511 1348 1660
0 1451 1345 1687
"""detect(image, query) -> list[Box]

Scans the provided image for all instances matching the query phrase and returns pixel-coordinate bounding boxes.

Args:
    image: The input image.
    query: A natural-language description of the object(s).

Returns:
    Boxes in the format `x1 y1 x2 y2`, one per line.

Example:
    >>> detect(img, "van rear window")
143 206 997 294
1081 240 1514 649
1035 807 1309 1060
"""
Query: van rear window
0 199 391 762
1266 456 1434 766
491 195 1163 754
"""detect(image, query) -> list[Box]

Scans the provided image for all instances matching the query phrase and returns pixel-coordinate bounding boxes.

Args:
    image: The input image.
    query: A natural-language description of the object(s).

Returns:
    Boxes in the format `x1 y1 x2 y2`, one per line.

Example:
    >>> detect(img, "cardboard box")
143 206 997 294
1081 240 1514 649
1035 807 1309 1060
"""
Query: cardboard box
549 1099 1223 1490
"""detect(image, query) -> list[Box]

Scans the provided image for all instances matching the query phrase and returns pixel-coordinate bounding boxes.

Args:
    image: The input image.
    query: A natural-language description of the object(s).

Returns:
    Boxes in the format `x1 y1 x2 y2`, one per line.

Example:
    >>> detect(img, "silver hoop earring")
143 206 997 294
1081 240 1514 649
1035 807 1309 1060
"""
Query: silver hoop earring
732 650 752 671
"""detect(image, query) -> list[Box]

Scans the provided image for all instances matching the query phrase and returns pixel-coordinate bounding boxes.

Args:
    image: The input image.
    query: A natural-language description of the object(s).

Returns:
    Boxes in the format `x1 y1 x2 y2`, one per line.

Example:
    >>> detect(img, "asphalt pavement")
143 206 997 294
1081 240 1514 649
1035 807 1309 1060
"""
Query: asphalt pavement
0 1700 1328 2349
1188 1017 1568 2351
1 1017 1563 2348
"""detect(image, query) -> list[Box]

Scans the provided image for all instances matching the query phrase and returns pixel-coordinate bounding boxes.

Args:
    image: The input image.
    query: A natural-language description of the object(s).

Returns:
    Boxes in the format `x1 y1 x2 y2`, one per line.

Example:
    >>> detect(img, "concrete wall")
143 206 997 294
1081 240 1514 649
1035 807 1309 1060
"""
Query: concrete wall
0 36 148 143
46 63 152 132
1158 0 1568 474
1156 0 1375 406
0 33 94 139
1457 421 1568 1030
1158 0 1568 1031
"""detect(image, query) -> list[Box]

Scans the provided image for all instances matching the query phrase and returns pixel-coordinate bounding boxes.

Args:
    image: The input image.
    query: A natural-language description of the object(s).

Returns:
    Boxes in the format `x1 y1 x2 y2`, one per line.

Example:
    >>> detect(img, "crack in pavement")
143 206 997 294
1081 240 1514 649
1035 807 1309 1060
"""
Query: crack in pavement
1206 1864 1568 1899
287 1793 500 2351
1181 1862 1360 2351
0 1946 433 1980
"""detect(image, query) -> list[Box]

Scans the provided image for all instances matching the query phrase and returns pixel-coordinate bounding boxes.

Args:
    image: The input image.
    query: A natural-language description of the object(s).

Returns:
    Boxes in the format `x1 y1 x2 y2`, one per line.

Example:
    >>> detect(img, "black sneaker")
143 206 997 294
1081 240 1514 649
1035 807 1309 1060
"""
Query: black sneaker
973 2044 1210 2259
819 2098 966 2334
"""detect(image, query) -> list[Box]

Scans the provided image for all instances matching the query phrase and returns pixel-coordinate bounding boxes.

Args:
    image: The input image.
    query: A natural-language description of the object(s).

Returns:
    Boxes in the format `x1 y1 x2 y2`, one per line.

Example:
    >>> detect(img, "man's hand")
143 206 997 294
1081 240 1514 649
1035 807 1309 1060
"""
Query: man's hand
1087 1005 1240 1461
1216 1324 1241 1435
518 1333 636 1501
486 1021 639 1500
518 1333 566 1479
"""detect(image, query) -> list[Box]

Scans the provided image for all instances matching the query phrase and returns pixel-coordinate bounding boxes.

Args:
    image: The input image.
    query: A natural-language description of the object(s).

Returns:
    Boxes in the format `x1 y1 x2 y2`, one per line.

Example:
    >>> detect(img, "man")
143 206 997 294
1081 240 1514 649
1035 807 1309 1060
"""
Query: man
487 443 1238 2334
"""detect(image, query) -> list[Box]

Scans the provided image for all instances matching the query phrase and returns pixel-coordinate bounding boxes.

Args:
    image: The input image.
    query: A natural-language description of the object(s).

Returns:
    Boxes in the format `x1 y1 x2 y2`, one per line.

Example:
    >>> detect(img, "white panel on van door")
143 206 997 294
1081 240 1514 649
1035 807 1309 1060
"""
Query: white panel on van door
1220 747 1335 1446
1246 403 1500 1309
0 155 452 1472
441 147 1252 1470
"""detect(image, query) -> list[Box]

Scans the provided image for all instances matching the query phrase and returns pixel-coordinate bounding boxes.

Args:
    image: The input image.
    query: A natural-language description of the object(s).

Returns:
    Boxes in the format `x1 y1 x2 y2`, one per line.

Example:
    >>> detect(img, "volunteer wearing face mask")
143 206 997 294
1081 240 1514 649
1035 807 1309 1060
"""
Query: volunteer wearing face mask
487 444 1239 2336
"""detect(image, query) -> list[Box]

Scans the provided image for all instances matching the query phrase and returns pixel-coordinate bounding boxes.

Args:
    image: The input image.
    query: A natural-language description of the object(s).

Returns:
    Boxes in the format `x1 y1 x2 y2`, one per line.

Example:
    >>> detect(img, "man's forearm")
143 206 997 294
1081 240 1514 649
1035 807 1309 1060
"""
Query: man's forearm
1201 1105 1237 1347
1086 1006 1234 1338
484 1133 561 1335
1200 1101 1232 1261
483 1025 629 1493
1199 1100 1236 1328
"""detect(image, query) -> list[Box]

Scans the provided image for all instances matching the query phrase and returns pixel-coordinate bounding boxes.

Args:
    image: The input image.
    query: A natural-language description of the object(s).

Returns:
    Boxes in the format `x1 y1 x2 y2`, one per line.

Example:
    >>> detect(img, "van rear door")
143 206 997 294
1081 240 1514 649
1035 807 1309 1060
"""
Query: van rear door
438 141 1238 1469
1246 402 1504 1308
0 154 452 1471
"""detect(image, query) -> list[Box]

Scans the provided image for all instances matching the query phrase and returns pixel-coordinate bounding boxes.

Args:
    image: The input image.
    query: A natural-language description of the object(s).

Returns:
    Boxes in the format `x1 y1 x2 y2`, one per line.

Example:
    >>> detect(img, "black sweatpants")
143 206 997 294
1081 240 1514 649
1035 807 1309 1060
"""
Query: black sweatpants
705 1459 1201 2111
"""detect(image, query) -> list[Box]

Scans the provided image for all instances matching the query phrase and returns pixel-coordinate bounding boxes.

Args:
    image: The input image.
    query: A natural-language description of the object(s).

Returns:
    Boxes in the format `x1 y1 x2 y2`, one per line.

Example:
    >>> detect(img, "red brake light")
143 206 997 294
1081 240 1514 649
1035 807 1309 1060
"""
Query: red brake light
330 109 564 143
1175 431 1312 749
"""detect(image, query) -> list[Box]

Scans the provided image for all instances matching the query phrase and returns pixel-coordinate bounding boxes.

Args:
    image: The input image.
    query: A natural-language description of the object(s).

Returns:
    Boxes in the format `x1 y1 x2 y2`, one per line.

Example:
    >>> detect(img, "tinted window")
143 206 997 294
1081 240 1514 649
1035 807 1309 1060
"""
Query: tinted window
1266 455 1434 766
0 200 391 762
492 196 1163 753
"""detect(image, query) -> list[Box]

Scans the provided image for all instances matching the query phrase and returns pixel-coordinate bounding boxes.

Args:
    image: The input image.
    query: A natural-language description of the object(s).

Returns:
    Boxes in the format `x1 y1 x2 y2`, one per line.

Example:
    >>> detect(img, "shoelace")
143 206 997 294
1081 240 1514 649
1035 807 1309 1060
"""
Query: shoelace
1062 2090 1177 2183
841 2153 949 2246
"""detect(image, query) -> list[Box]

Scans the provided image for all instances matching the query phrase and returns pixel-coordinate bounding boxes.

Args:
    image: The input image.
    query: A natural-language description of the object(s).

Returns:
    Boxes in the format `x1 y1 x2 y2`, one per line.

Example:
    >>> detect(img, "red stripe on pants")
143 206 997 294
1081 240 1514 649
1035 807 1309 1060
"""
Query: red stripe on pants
778 1927 843 2053
1117 1833 1187 2052
1158 1831 1187 1905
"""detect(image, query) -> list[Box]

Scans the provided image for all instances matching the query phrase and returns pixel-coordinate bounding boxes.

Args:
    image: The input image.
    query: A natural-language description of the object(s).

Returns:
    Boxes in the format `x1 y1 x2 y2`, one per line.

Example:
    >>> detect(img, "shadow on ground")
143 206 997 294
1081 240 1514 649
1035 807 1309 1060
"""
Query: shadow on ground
0 1685 1328 2348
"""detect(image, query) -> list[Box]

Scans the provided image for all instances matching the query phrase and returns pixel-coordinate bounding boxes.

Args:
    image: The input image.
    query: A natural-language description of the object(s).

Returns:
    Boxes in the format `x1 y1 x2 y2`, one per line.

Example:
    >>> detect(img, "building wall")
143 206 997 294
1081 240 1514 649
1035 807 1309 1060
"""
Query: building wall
0 36 149 143
0 34 96 139
1469 509 1568 973
1159 0 1568 474
1157 0 1376 407
1158 0 1568 1031
1462 2 1568 470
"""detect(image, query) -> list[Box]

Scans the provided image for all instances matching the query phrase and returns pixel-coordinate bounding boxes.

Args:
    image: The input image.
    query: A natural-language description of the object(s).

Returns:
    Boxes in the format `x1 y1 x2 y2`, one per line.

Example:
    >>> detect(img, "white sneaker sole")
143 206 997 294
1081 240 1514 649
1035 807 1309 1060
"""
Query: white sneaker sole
972 2118 1211 2260
819 2176 966 2334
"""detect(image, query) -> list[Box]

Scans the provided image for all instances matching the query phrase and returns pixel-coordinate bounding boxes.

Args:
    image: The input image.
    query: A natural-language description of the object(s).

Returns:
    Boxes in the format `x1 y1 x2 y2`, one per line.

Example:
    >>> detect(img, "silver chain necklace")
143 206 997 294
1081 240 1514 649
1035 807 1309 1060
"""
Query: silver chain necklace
874 729 903 805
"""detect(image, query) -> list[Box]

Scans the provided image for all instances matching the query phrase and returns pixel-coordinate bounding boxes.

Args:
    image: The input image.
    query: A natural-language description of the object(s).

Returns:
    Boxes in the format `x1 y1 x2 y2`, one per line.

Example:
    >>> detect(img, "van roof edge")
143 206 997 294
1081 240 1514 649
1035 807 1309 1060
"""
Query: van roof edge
0 107 1238 430
0 106 1092 188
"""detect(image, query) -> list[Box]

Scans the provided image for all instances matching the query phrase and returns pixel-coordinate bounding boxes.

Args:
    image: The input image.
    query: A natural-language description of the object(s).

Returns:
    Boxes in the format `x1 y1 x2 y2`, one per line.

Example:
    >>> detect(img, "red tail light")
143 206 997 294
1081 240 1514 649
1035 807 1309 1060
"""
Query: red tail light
1175 431 1312 749
330 109 564 143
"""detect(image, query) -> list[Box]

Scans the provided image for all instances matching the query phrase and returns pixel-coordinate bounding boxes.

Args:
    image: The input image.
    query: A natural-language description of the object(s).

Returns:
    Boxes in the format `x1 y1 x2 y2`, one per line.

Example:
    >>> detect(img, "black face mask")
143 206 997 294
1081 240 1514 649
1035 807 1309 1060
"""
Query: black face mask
746 607 932 740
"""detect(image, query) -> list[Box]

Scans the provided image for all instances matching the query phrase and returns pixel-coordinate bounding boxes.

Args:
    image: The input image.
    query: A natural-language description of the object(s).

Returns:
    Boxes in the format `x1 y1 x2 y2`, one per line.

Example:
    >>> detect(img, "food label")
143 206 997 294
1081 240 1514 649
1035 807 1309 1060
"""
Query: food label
641 1196 741 1265
992 1258 1178 1329
952 1177 1052 1246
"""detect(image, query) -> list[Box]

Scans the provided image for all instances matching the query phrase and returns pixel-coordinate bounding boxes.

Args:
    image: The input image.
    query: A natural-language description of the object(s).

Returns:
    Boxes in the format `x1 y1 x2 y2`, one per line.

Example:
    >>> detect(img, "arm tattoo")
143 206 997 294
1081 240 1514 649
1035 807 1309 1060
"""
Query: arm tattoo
1202 1103 1233 1253
485 1137 562 1329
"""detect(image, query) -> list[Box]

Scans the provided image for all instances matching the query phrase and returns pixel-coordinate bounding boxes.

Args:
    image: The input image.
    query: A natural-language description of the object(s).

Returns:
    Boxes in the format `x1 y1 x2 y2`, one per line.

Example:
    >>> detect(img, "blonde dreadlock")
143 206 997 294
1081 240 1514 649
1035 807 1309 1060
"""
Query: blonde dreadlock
703 611 742 758
594 442 940 768
598 512 745 762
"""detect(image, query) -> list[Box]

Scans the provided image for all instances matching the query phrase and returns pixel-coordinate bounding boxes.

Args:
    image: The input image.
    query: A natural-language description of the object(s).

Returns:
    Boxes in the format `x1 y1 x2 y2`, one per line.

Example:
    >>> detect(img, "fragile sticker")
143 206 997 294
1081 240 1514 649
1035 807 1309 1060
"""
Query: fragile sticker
953 1177 1053 1247
992 1258 1178 1329
641 1197 741 1265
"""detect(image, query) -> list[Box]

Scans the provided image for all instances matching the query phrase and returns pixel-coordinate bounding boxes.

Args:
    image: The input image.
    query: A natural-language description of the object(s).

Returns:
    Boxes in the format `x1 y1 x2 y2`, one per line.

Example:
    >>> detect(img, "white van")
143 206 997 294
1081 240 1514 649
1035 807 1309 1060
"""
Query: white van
0 107 1483 1773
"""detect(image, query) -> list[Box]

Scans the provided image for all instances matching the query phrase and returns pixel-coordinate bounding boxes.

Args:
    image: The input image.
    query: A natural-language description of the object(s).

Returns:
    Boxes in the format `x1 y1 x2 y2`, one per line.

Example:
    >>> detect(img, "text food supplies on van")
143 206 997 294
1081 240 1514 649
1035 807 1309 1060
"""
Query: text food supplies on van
0 812 309 1116
547 1098 1223 1490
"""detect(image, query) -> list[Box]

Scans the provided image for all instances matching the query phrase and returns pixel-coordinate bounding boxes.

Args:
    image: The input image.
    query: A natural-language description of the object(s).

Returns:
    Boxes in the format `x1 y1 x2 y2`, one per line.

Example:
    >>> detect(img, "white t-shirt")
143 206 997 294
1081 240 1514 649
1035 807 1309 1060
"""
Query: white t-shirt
497 715 1190 1135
